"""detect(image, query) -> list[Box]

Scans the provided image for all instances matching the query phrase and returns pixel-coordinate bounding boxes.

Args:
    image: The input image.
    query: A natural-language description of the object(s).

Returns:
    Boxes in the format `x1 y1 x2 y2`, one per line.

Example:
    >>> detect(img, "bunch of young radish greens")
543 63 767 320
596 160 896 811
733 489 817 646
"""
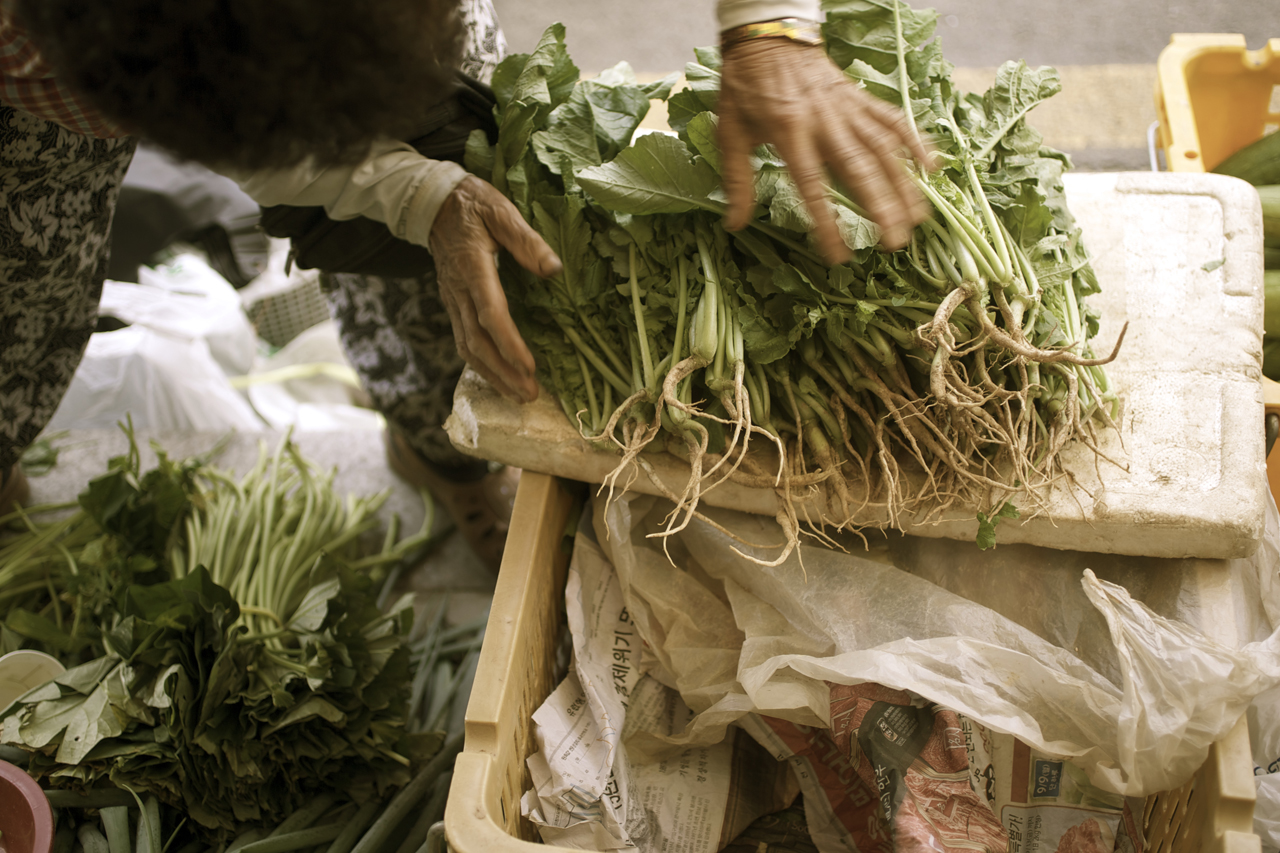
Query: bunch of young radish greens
470 0 1123 556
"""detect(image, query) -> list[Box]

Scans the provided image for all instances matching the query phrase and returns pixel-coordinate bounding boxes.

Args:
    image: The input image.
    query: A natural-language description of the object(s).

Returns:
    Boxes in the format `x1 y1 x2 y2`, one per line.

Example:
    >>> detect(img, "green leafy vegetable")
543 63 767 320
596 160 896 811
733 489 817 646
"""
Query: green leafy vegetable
476 4 1120 554
976 502 1021 550
2 433 441 837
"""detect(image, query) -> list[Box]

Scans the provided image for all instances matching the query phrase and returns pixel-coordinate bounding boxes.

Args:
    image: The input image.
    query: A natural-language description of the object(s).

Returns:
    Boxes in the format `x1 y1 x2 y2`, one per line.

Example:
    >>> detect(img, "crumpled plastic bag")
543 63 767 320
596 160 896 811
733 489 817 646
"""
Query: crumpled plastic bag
46 253 263 433
521 508 797 852
593 492 1280 797
1239 497 1280 853
244 321 384 433
114 252 258 376
45 325 262 433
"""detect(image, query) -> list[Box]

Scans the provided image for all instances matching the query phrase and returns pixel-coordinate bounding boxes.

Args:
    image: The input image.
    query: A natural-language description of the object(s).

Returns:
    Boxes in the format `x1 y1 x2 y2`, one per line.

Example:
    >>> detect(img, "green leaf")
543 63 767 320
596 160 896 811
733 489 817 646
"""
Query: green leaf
508 24 579 116
582 65 655 154
577 133 721 215
533 65 661 177
79 469 135 533
262 696 347 737
287 578 341 633
970 62 1062 160
823 1 938 76
490 53 529 109
3 609 90 654
52 657 118 696
463 128 495 181
835 206 882 252
19 432 67 477
685 112 721 175
975 502 1020 550
123 567 237 630
667 60 721 135
640 72 680 102
496 101 540 194
768 174 816 234
842 58 906 104
769 173 875 253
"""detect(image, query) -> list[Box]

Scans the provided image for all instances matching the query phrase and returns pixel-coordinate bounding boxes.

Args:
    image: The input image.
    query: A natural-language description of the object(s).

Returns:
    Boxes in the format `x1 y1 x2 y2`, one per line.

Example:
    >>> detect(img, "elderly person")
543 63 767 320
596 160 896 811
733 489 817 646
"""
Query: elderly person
0 0 929 568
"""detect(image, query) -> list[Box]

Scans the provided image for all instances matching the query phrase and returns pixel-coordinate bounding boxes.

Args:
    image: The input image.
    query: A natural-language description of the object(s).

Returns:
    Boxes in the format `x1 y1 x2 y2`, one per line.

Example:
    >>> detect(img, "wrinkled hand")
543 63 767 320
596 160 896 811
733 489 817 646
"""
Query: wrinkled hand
429 175 562 403
719 38 934 263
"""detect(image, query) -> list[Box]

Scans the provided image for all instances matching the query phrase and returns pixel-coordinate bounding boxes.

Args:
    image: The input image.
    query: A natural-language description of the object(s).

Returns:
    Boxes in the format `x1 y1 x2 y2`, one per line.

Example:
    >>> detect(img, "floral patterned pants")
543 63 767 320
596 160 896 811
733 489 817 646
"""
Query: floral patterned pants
0 106 136 472
323 0 508 481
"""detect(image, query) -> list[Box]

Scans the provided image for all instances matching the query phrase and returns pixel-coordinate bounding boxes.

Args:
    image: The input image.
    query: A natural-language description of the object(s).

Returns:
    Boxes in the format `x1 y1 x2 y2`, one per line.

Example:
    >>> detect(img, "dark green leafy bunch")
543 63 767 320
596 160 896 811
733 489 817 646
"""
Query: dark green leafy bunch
0 433 439 836
2 567 429 833
1 430 201 663
473 1 1121 556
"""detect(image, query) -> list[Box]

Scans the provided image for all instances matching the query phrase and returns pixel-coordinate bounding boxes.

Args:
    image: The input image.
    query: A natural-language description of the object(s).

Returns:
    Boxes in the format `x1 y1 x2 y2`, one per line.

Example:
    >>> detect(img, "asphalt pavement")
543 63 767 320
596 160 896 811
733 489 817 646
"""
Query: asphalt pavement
490 0 1280 169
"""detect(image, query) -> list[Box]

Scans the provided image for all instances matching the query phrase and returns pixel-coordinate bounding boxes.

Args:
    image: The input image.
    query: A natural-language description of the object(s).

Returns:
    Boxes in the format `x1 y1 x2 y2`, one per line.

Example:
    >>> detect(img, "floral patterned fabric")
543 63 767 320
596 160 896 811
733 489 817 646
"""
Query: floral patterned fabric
324 0 506 480
459 0 507 84
0 105 135 471
322 269 486 479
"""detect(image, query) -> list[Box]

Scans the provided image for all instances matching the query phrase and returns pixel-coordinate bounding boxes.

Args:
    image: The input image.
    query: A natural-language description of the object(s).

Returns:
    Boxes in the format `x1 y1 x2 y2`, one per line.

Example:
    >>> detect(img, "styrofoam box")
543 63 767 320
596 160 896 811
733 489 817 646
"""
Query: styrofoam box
445 173 1267 559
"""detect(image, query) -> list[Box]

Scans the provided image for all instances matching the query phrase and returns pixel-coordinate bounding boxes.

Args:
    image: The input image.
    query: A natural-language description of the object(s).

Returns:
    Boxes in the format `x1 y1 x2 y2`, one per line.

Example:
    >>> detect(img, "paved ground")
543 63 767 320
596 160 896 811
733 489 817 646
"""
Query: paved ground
491 0 1280 170
493 0 1280 72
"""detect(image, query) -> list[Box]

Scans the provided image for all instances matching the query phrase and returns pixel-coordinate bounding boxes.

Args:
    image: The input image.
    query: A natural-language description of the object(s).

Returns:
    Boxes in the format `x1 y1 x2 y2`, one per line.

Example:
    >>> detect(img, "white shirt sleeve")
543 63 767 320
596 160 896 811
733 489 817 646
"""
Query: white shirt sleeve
222 138 469 250
716 0 821 29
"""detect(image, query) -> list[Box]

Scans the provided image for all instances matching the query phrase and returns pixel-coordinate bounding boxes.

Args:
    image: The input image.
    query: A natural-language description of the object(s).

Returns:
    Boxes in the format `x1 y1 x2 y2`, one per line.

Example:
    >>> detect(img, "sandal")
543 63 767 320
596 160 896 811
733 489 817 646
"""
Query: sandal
383 429 520 571
0 463 30 520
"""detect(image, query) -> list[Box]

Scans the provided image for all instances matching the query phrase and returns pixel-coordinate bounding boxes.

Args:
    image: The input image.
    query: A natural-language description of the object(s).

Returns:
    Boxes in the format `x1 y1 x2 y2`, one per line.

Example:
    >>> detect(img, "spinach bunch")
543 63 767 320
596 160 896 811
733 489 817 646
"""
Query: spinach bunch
473 1 1120 553
1 433 200 663
0 435 439 835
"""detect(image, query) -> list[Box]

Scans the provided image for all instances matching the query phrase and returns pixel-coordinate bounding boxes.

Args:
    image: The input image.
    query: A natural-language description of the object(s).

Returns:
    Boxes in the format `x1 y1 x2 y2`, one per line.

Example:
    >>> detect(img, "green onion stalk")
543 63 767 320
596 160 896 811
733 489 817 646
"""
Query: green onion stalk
171 433 435 651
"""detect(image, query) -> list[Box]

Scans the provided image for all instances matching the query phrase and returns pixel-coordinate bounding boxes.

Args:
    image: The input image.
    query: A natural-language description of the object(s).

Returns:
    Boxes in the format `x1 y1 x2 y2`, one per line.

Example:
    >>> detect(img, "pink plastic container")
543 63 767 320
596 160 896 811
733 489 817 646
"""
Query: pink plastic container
0 760 53 853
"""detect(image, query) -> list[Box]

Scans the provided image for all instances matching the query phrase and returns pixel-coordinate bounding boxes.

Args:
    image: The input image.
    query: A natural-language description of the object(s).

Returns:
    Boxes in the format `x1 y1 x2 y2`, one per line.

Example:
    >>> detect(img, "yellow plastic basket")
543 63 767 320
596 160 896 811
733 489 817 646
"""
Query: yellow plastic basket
1154 33 1280 172
444 473 1262 853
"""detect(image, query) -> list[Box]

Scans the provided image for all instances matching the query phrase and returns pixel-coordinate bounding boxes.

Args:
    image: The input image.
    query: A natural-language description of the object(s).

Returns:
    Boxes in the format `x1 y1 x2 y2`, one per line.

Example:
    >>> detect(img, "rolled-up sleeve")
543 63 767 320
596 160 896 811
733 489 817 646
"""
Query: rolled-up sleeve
223 138 469 251
716 0 822 29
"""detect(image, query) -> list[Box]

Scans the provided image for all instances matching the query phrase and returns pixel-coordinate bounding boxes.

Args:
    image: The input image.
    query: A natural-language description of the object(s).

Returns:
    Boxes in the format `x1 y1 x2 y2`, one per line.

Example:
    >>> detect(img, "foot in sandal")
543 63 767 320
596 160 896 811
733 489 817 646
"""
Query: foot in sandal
0 463 30 519
383 429 519 571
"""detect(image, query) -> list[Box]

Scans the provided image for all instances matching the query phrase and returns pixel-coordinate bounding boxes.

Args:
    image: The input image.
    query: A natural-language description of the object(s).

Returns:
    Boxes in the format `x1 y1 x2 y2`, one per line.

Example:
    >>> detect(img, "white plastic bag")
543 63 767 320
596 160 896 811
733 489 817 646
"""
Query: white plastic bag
592 493 1280 798
47 253 262 432
243 321 384 433
120 252 257 375
1247 497 1280 853
521 515 798 852
45 324 262 432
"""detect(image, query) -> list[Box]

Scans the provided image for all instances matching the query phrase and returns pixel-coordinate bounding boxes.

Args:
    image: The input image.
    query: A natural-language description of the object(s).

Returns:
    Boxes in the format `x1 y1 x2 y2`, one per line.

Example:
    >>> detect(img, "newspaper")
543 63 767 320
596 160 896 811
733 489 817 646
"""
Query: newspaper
967 724 1136 853
522 520 794 851
739 687 1141 853
739 685 1007 853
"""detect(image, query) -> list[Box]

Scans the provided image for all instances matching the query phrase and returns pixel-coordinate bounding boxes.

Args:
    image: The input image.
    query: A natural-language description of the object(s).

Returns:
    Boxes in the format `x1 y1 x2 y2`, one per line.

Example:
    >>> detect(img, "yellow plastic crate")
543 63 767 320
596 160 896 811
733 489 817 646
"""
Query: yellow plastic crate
1154 33 1280 172
444 473 1262 853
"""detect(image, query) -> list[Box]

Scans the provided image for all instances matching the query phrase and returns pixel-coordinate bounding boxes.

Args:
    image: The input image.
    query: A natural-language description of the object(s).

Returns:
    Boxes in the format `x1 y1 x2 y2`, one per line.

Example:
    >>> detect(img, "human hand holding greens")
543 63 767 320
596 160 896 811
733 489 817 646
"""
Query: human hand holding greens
718 37 933 263
429 175 563 403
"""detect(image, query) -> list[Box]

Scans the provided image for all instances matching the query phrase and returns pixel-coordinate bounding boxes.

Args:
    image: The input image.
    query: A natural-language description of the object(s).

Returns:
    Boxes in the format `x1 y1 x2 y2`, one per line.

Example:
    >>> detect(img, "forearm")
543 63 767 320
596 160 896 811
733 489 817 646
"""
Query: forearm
716 0 820 29
221 139 469 248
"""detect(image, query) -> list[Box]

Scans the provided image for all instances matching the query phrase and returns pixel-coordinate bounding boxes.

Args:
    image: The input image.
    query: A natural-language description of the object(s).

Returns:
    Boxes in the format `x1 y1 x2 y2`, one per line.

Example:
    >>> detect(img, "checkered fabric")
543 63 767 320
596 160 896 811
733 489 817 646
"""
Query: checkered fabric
0 0 125 138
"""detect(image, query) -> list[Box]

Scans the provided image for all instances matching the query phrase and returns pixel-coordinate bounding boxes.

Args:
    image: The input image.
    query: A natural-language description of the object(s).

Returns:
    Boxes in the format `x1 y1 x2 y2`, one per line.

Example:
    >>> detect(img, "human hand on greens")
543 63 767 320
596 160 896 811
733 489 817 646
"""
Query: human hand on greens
718 38 934 263
429 175 562 403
